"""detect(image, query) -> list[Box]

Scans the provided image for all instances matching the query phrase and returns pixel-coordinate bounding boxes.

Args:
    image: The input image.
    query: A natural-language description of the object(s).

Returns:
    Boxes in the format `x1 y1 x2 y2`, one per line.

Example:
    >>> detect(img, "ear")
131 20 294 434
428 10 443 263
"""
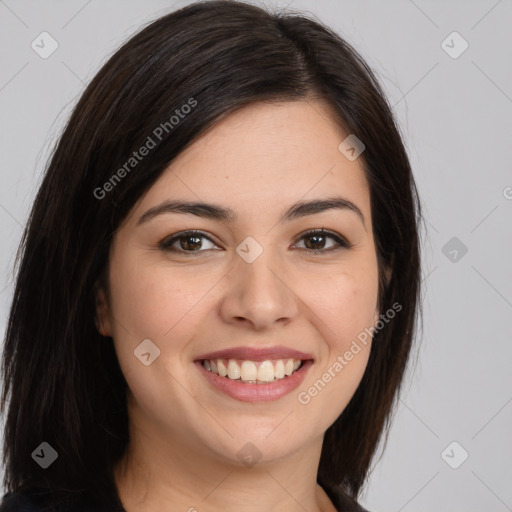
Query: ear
383 259 393 288
373 309 380 327
374 262 393 326
94 280 113 337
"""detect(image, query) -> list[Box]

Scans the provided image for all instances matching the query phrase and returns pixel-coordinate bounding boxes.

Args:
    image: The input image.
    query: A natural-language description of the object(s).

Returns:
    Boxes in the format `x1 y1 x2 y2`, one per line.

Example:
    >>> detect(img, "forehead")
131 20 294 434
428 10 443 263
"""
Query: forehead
130 99 371 225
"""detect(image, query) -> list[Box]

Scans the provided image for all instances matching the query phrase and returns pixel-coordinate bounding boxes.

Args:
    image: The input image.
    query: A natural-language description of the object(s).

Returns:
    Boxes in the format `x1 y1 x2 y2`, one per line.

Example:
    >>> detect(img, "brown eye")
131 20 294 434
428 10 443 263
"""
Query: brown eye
160 231 217 253
294 229 351 253
178 234 202 251
304 233 328 250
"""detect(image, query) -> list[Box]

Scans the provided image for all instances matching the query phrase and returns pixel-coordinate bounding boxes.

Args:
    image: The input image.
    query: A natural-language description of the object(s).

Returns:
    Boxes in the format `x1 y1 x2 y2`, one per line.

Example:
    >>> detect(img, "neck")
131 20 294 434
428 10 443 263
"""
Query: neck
114 415 335 512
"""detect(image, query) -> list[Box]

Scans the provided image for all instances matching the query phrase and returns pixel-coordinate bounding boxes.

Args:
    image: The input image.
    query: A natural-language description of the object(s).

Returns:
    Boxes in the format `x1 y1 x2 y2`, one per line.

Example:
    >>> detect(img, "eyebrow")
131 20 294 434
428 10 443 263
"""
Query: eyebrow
137 197 366 228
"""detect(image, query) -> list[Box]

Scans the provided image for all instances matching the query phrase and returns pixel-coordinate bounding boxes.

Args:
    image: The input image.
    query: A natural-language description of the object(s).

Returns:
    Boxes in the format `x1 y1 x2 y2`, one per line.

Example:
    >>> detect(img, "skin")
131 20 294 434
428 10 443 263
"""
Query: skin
96 99 380 512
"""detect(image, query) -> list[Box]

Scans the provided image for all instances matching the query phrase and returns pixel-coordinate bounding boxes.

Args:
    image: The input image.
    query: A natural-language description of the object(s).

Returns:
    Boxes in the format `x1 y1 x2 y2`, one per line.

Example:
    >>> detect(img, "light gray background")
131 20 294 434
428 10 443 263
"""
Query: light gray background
1 1 511 511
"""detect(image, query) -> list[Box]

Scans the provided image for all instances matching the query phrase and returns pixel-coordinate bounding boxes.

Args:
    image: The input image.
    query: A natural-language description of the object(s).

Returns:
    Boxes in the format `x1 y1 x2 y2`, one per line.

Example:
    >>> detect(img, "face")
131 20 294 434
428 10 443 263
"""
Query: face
97 99 380 467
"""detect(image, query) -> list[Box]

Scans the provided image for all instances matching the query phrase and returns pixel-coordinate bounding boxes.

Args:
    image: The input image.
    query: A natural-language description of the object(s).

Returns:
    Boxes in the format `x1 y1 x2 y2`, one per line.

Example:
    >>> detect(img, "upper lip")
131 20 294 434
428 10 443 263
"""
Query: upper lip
195 345 314 362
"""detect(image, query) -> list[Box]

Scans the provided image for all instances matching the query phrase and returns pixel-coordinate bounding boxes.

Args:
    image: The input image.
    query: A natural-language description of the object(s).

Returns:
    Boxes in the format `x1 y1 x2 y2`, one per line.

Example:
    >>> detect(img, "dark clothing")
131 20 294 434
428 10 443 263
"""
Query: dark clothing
0 487 125 512
0 484 370 511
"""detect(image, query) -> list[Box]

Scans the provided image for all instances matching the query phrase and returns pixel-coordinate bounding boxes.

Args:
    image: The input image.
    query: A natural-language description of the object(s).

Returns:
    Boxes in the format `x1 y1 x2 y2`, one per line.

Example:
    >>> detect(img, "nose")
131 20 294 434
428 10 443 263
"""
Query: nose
219 247 300 331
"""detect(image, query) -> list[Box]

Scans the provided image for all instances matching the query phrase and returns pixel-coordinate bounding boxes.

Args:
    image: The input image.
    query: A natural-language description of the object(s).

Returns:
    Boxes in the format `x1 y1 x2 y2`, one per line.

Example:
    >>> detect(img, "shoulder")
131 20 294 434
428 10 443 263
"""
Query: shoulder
0 488 125 512
322 485 372 512
0 491 45 511
339 499 371 512
336 496 371 512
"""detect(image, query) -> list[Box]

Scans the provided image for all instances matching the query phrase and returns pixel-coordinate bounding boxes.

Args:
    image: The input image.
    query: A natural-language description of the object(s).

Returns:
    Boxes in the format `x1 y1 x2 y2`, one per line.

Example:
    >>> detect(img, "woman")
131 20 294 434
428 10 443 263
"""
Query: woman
0 1 421 511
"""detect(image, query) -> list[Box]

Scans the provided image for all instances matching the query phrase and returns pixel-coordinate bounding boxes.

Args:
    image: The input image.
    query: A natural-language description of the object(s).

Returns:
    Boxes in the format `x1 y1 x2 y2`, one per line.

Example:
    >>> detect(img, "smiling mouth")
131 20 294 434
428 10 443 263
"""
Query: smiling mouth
201 357 307 384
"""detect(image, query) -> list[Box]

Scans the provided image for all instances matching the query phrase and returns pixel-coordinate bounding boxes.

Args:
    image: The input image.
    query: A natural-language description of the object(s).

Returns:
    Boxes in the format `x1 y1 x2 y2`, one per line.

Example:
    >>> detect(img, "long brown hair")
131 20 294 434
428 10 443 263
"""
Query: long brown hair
1 0 421 507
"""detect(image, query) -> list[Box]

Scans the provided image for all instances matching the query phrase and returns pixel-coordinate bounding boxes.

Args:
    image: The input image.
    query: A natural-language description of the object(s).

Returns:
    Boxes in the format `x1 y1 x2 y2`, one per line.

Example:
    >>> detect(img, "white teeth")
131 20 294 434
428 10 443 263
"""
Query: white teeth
217 360 227 377
275 359 285 379
202 357 305 383
257 360 274 382
227 360 240 379
240 361 258 381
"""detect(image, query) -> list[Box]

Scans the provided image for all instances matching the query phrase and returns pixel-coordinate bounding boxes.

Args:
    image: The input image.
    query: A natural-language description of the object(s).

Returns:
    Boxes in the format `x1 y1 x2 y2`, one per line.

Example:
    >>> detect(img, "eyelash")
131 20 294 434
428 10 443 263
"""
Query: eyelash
159 228 352 255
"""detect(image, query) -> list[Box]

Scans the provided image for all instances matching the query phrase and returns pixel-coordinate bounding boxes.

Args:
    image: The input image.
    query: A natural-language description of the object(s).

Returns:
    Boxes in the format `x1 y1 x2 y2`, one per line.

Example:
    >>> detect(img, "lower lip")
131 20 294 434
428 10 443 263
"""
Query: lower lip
195 360 313 402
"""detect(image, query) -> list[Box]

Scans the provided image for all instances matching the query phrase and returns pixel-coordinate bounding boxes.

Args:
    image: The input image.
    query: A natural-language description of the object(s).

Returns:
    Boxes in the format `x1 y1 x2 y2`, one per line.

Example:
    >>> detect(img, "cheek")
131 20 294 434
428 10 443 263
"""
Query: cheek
105 258 212 418
106 250 235 397
306 261 379 348
295 266 378 426
108 258 203 340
